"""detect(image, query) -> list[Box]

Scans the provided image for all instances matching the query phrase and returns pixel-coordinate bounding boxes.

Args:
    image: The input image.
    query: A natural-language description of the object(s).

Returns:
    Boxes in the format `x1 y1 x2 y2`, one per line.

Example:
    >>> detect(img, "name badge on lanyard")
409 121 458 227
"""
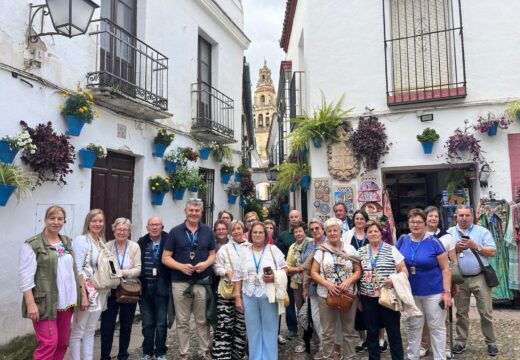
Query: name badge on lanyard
186 229 199 260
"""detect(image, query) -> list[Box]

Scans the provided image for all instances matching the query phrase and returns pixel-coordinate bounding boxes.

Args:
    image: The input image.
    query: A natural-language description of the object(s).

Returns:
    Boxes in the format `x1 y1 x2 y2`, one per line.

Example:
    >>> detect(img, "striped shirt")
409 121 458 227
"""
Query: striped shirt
359 242 404 297
143 241 160 283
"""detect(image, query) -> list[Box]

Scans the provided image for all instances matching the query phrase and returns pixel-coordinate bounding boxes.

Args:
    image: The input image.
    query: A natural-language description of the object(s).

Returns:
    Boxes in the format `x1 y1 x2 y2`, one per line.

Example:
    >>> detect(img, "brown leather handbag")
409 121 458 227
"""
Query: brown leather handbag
326 291 356 313
116 278 141 304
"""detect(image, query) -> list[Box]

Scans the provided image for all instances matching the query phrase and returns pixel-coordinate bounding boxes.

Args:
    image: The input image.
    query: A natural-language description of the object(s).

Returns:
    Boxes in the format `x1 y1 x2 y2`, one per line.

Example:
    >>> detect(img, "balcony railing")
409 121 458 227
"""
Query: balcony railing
86 18 168 113
191 82 235 143
290 71 305 119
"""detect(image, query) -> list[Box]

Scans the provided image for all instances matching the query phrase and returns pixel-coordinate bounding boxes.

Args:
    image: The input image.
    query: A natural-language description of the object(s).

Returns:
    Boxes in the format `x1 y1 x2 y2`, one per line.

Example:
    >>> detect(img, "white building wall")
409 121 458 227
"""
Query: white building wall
0 0 248 343
283 0 520 213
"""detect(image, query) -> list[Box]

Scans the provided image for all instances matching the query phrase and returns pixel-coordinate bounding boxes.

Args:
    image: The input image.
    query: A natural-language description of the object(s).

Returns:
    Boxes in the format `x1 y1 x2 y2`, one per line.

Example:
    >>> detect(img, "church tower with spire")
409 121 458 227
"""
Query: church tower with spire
253 61 277 167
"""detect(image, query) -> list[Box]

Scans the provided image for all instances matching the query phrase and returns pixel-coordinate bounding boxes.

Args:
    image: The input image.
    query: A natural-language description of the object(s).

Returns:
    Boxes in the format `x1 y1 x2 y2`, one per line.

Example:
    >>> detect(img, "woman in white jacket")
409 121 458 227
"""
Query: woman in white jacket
211 220 248 359
69 209 109 360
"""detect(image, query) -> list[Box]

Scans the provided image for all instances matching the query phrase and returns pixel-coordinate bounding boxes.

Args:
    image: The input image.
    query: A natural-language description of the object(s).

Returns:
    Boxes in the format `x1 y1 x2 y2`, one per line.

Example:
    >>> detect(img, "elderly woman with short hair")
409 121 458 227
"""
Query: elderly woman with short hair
100 218 141 360
311 218 361 360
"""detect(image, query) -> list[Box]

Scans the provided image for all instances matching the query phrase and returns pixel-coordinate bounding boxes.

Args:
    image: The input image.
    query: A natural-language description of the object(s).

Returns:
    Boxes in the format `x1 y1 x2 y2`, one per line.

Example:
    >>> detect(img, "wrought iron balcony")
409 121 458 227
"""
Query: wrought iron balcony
191 82 235 143
86 18 169 120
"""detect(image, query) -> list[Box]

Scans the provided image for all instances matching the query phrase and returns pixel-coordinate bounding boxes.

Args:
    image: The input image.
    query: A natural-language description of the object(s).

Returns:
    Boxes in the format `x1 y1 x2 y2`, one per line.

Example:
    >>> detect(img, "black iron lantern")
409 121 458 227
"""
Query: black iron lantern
29 0 99 42
266 167 280 182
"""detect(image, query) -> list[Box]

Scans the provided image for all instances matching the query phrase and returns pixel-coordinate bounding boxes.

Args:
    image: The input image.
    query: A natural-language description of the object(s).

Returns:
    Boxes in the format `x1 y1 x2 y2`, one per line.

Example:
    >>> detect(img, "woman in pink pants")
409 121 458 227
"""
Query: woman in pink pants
19 205 83 359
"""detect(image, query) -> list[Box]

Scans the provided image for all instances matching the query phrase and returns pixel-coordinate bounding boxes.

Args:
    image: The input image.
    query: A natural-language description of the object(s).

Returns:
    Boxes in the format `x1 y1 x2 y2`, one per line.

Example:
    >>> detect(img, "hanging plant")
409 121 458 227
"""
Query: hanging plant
60 87 97 123
20 121 75 187
211 143 233 162
444 120 486 164
240 174 255 196
271 161 310 195
505 100 520 120
352 116 390 171
182 147 200 162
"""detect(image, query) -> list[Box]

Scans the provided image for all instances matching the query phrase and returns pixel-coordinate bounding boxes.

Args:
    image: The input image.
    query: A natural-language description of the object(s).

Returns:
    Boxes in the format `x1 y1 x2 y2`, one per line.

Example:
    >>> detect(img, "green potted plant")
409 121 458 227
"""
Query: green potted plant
225 183 241 204
235 162 251 182
271 161 310 194
163 148 183 172
79 143 107 169
506 100 520 121
0 129 37 164
169 167 190 200
212 143 233 162
416 128 440 154
153 129 175 157
220 163 235 184
198 142 215 160
182 147 200 162
148 174 170 205
186 168 207 193
0 162 37 206
352 116 390 171
60 87 97 136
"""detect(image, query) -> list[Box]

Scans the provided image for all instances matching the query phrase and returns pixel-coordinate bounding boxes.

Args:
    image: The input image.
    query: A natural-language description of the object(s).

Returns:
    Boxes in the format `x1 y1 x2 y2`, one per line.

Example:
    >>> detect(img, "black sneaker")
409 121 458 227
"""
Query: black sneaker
487 344 499 357
453 344 466 354
379 339 388 353
355 341 367 353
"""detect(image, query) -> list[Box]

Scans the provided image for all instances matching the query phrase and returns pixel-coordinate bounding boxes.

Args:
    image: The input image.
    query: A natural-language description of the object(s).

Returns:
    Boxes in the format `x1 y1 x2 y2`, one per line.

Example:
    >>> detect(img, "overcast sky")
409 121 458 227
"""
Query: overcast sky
243 0 286 91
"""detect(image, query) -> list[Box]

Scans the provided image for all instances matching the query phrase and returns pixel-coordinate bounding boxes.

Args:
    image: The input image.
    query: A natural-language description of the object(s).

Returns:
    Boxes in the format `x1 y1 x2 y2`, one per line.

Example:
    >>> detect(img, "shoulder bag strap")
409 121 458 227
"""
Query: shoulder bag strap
469 248 486 270
224 246 234 272
269 244 278 271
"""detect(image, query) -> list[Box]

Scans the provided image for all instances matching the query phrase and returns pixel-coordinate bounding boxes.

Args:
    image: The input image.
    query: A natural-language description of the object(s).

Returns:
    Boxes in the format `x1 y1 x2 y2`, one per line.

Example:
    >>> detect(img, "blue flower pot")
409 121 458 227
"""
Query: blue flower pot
189 187 198 192
0 140 18 164
199 148 211 160
65 115 86 136
301 175 310 190
78 148 97 169
282 203 290 214
228 194 238 204
221 173 232 184
173 188 186 200
164 160 177 173
240 198 248 207
234 173 241 183
153 143 167 157
420 140 434 154
0 183 16 206
312 137 322 148
151 192 166 205
290 184 297 192
487 124 498 136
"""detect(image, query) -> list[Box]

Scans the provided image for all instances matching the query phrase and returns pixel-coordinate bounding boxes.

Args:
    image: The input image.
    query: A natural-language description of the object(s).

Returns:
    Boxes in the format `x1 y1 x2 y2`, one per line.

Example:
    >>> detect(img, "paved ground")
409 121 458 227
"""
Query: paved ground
77 301 520 360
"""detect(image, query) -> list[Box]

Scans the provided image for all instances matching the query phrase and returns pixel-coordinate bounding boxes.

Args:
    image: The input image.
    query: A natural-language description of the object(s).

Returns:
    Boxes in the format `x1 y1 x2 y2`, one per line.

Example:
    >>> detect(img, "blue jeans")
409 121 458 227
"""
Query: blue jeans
100 290 137 360
139 284 169 357
285 284 298 333
242 294 278 360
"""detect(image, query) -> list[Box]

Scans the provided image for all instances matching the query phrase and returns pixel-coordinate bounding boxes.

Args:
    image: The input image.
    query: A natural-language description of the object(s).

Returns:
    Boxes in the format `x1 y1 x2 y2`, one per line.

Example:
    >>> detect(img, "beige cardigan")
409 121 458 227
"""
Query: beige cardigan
105 240 142 279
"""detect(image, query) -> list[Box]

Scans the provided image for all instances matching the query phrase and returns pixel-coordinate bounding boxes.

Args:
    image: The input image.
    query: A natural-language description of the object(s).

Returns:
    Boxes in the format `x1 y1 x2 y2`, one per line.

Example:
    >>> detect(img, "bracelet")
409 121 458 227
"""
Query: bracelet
442 289 451 294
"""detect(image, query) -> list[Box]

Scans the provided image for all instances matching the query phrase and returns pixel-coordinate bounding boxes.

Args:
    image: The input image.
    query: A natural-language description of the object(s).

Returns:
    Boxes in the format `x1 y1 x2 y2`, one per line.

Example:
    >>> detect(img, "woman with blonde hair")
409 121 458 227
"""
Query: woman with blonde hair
70 209 109 360
19 205 82 360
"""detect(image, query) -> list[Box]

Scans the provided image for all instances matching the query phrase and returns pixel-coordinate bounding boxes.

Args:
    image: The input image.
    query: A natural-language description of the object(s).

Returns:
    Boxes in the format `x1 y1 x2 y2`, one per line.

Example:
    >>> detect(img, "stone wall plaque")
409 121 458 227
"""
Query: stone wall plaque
327 126 360 181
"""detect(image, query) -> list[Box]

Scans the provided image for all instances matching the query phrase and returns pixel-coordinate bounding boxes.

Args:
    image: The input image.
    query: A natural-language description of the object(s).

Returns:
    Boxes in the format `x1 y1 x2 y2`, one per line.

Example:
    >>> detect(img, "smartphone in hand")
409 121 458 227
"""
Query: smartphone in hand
263 266 272 275
438 300 446 310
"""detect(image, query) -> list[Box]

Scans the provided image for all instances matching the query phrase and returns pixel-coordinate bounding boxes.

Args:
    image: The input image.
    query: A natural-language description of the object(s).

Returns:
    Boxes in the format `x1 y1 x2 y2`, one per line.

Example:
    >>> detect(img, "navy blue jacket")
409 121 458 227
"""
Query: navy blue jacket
138 231 171 297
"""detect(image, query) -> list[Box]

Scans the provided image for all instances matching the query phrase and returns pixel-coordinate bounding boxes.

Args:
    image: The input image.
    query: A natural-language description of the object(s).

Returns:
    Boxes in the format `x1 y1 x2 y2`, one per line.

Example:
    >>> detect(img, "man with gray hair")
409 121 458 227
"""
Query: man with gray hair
447 205 498 357
162 199 216 360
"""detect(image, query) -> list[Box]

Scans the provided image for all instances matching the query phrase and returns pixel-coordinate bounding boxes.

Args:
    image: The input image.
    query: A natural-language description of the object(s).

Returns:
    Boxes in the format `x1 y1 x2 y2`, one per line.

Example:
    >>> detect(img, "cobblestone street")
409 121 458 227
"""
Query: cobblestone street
84 305 520 360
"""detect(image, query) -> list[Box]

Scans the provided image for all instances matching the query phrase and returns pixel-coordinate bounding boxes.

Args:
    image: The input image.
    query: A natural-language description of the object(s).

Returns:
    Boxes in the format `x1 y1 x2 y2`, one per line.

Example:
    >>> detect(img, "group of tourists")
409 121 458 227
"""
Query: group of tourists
19 200 499 360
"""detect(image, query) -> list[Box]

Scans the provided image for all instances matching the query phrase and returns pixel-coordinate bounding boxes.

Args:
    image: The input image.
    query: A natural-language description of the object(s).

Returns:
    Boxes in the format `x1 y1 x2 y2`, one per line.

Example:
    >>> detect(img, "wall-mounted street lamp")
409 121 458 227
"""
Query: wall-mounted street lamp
266 167 280 182
28 0 99 43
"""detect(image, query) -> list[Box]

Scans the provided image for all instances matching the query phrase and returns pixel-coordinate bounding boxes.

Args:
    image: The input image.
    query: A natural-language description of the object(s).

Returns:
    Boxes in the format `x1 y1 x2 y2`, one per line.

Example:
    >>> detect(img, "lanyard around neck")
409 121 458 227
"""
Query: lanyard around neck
369 243 383 270
185 229 199 248
354 233 366 249
252 246 266 274
408 234 425 264
115 242 128 269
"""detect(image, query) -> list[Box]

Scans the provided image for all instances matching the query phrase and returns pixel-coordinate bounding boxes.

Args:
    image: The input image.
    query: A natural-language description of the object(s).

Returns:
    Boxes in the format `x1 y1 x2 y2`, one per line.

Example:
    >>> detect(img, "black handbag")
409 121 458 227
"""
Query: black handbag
470 249 499 288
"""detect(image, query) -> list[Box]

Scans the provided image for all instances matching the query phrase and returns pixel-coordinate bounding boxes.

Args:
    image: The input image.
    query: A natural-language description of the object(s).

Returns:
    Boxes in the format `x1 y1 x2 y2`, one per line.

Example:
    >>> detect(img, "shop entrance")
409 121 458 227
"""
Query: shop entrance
383 165 476 237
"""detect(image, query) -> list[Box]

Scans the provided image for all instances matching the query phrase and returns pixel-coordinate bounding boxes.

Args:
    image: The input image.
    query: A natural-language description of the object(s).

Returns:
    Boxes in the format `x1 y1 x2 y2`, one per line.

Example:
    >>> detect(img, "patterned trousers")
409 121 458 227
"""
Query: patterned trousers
211 296 247 360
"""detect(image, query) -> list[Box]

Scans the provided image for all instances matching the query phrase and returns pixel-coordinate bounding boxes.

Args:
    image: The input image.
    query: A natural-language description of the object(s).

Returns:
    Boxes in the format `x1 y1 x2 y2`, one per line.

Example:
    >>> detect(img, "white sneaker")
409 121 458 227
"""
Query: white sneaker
419 347 429 357
139 355 152 360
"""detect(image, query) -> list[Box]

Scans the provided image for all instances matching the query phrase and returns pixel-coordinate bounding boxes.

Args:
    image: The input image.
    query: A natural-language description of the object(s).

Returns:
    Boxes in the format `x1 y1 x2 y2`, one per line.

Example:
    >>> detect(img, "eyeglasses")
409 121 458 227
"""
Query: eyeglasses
147 224 162 227
309 227 321 232
408 221 425 225
115 228 130 233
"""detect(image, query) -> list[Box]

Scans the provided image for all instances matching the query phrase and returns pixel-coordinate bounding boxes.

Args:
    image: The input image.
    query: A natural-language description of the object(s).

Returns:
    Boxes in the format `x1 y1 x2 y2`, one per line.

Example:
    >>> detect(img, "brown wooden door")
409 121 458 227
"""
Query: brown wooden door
91 151 135 240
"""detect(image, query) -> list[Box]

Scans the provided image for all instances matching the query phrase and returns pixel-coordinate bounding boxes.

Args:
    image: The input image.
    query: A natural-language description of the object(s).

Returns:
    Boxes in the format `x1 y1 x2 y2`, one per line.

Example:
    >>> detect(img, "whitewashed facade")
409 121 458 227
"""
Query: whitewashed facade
0 0 249 343
275 0 520 221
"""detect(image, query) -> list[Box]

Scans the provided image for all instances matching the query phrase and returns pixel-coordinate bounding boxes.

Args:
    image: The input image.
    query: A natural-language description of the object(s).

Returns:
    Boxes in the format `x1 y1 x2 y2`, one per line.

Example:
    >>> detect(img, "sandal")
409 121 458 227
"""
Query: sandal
278 335 287 345
295 344 306 353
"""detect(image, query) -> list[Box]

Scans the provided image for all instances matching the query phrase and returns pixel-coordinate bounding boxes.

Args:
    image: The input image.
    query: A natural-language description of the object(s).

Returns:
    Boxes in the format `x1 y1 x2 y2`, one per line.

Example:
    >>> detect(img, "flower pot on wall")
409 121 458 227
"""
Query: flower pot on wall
420 141 434 154
234 173 241 183
221 173 232 184
282 203 289 214
301 175 310 190
312 137 322 148
487 124 498 136
0 140 18 164
164 160 177 173
153 143 167 157
173 188 186 200
64 115 86 136
227 194 238 204
0 183 16 206
240 197 248 207
151 192 166 205
290 184 297 192
78 148 97 169
199 148 211 160
189 187 198 193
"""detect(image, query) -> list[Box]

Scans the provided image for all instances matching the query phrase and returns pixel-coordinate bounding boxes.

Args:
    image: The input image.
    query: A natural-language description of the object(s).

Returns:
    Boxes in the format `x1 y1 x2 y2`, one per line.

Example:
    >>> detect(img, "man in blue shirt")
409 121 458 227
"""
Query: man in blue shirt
162 199 216 360
334 202 352 236
447 205 498 357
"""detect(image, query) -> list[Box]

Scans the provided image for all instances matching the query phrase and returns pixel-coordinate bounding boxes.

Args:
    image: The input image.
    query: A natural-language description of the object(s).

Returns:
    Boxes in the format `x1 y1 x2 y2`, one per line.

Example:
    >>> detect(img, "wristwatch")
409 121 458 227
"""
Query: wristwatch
477 245 482 252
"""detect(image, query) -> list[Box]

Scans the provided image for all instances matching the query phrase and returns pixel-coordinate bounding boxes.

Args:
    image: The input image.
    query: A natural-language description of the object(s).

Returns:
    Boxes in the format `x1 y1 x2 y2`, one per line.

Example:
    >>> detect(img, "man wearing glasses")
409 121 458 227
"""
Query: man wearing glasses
138 217 170 360
162 199 216 360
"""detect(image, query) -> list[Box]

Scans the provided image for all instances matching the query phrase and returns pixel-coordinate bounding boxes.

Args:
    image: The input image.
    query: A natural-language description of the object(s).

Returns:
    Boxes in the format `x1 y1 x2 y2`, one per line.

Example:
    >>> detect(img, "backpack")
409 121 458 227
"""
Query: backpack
91 242 122 290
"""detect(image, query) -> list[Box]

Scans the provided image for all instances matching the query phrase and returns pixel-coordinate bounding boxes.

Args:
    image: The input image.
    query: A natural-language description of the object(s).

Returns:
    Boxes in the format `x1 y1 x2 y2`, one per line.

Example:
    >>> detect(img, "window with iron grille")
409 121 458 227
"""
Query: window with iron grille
383 0 466 105
198 168 214 227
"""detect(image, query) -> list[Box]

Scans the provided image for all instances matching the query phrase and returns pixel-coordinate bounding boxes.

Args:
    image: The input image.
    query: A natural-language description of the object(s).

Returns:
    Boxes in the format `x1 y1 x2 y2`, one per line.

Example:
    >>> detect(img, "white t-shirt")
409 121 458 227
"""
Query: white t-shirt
313 243 358 298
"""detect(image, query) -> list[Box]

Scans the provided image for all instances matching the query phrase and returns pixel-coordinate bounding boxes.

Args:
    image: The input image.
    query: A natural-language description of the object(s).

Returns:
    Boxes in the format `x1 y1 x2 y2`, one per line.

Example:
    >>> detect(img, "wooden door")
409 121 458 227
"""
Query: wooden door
91 151 135 240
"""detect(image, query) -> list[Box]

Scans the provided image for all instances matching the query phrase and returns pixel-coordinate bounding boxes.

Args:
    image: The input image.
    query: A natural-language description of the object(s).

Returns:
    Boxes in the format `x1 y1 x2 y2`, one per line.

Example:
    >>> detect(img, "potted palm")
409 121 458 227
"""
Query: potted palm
0 162 37 206
220 163 234 184
416 128 440 154
0 130 36 164
60 87 97 136
153 129 175 157
148 174 170 205
79 143 107 169
226 183 241 204
506 100 520 121
169 167 190 200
